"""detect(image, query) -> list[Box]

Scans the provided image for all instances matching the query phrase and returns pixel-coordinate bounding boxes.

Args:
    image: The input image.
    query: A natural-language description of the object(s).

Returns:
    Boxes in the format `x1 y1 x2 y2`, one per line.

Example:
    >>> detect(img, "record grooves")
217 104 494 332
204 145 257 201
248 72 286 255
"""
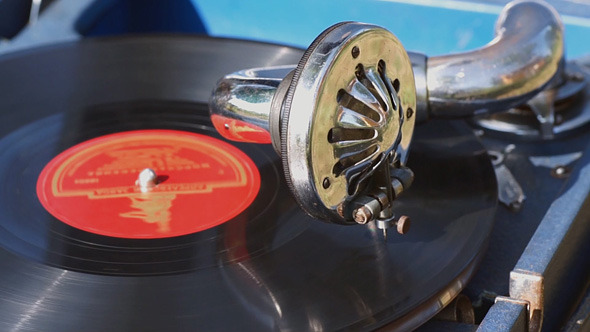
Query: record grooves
0 101 302 275
0 36 496 331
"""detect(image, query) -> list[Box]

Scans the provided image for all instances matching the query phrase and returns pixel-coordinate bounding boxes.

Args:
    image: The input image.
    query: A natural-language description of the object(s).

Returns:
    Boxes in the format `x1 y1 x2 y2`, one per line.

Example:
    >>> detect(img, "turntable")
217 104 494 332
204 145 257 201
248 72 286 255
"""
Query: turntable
0 0 589 331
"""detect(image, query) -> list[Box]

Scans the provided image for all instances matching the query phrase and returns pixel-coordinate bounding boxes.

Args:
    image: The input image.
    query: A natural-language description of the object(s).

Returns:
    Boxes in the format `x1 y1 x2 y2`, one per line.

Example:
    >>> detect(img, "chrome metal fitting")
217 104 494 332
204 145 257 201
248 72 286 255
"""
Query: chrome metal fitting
208 0 564 226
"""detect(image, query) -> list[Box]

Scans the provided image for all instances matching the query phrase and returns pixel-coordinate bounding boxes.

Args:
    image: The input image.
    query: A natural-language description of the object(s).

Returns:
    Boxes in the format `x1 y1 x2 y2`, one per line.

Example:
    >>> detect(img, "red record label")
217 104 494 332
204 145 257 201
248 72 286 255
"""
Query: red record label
36 130 261 239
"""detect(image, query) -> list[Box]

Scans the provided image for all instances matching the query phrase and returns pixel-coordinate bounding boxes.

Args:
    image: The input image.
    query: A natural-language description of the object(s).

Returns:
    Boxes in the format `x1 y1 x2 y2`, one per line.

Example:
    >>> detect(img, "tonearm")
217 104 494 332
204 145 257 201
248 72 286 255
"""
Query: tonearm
208 0 564 236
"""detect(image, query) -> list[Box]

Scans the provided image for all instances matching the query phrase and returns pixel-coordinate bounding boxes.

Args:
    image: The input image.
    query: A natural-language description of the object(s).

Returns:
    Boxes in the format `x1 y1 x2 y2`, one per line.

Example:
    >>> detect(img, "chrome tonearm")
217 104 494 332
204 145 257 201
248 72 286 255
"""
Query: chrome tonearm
208 0 564 235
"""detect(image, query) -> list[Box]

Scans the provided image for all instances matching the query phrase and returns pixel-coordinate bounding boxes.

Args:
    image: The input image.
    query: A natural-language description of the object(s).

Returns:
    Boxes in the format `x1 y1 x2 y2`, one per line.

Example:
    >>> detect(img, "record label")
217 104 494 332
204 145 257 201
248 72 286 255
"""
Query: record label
36 130 260 239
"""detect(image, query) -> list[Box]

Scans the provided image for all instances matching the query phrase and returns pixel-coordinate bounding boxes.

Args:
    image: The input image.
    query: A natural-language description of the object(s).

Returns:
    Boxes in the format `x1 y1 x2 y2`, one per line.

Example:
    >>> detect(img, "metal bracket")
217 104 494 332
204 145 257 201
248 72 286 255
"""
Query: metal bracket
489 146 526 212
479 132 590 332
478 271 543 332
478 296 529 332
509 270 544 332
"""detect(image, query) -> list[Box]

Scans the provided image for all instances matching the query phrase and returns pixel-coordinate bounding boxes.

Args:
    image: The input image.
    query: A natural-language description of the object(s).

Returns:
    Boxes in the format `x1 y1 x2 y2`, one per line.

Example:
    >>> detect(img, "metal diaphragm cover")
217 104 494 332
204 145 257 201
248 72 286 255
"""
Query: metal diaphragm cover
277 22 417 223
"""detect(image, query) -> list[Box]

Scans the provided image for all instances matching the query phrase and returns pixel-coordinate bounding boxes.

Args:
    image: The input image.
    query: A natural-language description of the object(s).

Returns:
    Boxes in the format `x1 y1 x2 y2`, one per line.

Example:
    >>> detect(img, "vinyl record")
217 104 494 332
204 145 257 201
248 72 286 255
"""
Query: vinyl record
0 36 496 331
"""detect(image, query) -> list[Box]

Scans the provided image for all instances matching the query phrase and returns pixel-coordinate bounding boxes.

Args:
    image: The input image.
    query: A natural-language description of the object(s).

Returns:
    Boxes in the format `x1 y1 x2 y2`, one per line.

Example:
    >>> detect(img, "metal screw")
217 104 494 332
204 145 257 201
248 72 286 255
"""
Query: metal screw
396 215 411 234
353 206 372 224
351 46 360 59
322 177 331 189
551 165 571 179
337 203 345 218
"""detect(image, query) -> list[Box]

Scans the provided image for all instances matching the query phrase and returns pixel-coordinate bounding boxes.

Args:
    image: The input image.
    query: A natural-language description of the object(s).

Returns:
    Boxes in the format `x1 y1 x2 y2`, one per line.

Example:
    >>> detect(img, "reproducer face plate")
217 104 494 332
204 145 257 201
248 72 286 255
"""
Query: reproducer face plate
281 22 416 223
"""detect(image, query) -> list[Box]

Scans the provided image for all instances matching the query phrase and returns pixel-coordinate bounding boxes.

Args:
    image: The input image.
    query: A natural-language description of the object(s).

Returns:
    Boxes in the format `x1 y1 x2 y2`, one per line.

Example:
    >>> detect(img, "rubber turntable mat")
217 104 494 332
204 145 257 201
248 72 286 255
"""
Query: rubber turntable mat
0 36 496 331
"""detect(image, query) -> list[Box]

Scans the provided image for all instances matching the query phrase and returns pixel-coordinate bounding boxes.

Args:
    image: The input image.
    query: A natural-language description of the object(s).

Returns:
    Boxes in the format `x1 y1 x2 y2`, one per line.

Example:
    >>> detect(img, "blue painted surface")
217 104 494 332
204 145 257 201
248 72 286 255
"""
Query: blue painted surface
190 0 590 58
75 0 207 36
2 0 587 58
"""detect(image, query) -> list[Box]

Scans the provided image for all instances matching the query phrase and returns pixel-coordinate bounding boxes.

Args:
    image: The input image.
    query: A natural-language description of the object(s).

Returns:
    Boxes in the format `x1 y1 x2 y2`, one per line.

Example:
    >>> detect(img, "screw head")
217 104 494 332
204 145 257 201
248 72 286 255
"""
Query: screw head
351 46 360 59
551 165 571 179
336 203 345 218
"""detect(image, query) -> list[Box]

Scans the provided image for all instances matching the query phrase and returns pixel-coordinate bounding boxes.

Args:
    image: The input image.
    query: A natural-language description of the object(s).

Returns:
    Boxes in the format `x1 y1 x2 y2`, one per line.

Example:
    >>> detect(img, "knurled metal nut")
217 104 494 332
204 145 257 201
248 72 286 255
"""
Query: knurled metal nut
353 206 372 224
396 215 411 234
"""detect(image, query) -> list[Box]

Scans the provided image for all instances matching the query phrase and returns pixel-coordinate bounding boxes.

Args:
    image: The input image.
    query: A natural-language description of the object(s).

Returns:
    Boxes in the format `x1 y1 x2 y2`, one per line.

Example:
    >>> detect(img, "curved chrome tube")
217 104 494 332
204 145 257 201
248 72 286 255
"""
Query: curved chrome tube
425 0 564 118
209 0 564 142
209 66 294 144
